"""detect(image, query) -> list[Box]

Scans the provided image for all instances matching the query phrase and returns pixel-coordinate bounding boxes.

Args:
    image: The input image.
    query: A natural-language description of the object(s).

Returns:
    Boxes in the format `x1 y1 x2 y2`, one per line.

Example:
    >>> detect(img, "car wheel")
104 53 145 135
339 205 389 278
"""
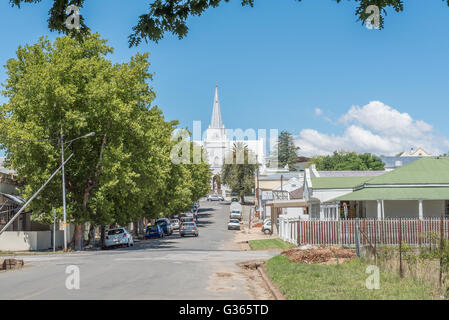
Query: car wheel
264 229 271 235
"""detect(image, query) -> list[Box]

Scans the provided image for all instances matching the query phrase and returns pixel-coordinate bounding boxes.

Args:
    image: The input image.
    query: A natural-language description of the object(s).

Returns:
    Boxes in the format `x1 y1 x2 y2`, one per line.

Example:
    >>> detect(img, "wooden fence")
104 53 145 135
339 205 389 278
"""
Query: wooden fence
279 217 449 246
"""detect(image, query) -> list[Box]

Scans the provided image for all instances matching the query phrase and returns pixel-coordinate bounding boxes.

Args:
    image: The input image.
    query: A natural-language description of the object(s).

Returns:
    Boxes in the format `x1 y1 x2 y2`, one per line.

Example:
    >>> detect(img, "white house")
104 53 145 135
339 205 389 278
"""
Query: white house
303 164 386 220
328 157 449 220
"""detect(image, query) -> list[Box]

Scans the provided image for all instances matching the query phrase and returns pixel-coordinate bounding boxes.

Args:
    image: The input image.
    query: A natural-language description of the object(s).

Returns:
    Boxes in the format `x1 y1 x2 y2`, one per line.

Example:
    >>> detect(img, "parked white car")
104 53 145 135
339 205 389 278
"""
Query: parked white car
227 219 241 230
207 194 222 201
230 210 242 220
229 202 242 220
170 218 180 230
105 227 134 248
262 219 271 234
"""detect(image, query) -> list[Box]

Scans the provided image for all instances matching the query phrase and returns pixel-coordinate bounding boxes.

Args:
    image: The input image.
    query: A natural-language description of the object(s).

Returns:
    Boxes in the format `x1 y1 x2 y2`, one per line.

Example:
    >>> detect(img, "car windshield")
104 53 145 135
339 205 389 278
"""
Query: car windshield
231 211 240 213
183 223 195 228
108 229 124 235
147 226 157 231
156 221 166 226
230 220 239 223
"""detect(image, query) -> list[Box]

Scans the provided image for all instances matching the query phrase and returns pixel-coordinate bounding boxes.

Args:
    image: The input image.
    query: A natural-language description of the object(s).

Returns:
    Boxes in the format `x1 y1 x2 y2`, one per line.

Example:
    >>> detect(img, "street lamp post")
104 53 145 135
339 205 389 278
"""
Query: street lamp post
61 129 95 251
61 129 67 251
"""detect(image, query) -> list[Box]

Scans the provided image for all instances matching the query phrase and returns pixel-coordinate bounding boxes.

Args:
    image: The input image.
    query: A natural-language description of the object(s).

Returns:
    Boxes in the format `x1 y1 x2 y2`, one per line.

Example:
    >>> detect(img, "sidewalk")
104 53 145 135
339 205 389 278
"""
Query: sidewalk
223 205 277 250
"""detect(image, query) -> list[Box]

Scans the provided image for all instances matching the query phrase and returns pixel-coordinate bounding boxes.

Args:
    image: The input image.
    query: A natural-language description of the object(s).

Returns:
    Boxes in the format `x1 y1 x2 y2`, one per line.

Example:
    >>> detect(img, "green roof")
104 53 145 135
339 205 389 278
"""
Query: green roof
365 157 449 185
334 187 449 201
311 177 371 189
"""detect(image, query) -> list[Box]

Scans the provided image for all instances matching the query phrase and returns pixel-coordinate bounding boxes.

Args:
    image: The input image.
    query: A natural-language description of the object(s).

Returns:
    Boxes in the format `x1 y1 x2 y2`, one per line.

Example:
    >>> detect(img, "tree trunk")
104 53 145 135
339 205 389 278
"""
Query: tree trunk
73 224 85 251
100 226 106 249
134 220 139 237
87 224 96 247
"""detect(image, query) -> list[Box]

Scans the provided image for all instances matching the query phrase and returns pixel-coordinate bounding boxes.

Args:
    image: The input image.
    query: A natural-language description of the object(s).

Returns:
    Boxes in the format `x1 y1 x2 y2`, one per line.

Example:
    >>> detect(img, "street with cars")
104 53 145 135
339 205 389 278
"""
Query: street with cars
0 200 277 299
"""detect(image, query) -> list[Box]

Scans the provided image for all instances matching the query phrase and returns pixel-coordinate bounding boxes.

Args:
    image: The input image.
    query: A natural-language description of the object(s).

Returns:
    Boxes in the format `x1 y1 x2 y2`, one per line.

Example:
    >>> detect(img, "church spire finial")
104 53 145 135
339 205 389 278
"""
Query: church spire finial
210 86 223 128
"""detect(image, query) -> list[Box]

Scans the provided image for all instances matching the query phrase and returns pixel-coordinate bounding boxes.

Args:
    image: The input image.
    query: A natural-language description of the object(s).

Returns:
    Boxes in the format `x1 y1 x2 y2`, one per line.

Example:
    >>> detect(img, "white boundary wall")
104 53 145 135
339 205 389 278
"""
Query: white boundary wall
0 229 73 251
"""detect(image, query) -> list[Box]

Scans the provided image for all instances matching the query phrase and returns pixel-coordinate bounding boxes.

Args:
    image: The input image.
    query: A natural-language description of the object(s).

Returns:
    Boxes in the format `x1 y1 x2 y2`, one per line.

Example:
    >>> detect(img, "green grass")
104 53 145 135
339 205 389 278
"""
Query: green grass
248 238 295 250
265 255 438 300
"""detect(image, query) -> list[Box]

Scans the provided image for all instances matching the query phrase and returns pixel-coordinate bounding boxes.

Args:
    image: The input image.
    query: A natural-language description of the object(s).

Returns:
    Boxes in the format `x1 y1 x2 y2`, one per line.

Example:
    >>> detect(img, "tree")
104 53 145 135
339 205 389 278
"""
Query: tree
0 34 177 250
187 142 212 202
310 151 385 171
9 1 445 46
275 130 299 171
221 143 258 203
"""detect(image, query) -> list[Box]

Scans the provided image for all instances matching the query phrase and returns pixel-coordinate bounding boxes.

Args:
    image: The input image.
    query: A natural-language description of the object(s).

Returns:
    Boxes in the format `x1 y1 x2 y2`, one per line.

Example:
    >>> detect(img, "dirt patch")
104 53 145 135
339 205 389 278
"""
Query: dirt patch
282 246 356 264
207 262 273 299
237 261 274 300
222 227 277 251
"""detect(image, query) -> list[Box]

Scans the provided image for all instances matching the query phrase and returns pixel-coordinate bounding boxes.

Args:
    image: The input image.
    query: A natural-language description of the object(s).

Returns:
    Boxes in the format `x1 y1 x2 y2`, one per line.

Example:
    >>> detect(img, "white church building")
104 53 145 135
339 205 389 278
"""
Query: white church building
201 86 266 193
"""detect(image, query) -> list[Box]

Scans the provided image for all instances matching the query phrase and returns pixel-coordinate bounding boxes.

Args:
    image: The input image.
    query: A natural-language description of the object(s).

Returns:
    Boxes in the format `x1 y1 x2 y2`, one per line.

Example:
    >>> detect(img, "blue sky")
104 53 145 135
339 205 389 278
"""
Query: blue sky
1 0 449 156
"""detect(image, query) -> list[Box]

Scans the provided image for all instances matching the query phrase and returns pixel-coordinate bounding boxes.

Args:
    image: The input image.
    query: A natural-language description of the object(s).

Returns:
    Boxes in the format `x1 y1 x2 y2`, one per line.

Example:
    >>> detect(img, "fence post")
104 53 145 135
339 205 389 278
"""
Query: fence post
355 219 360 257
373 219 377 265
439 215 444 288
297 221 300 245
399 218 402 275
338 219 342 247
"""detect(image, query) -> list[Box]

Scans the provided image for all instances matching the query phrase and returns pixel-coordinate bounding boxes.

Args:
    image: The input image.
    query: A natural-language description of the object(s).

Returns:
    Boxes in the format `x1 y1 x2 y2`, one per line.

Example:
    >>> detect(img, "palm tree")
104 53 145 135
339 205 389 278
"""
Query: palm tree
221 142 258 203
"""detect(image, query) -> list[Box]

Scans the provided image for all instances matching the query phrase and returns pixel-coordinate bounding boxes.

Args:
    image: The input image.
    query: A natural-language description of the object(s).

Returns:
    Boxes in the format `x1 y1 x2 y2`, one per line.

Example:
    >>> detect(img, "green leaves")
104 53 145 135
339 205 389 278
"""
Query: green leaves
0 34 211 229
10 1 441 46
221 142 258 199
276 130 299 171
310 151 385 171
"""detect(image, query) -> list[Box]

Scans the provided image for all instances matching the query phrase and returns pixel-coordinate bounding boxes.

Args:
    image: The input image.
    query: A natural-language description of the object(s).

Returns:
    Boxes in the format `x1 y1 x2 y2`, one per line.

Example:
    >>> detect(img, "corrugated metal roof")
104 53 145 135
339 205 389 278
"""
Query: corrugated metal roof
258 172 299 181
334 187 449 201
379 156 423 168
311 177 371 189
366 157 449 185
317 171 386 177
0 193 24 205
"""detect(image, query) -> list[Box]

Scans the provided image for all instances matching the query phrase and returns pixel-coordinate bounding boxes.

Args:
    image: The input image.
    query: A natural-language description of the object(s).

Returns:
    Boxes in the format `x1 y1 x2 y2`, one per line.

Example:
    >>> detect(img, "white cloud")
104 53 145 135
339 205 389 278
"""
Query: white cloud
314 108 323 116
296 101 449 157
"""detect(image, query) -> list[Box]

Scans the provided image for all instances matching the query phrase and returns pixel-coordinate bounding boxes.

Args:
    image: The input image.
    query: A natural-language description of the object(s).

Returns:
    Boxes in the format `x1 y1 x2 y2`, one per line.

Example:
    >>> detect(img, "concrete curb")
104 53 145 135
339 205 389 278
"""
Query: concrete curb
257 264 286 300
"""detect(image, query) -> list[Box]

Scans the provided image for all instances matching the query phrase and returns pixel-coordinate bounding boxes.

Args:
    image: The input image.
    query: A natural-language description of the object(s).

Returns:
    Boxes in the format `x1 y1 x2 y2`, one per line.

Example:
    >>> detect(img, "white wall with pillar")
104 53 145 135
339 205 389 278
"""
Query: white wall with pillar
321 202 340 220
365 199 446 219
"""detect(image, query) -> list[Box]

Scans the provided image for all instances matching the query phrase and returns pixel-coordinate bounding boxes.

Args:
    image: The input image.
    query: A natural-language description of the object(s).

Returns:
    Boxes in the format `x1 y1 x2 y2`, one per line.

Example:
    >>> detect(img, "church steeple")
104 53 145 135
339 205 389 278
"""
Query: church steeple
210 86 224 128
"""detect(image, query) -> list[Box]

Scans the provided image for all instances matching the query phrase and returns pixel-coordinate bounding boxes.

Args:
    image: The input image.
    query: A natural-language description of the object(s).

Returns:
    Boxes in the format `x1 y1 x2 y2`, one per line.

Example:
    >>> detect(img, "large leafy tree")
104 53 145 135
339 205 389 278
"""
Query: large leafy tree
221 143 258 203
187 142 212 203
0 34 175 249
9 1 445 46
152 132 211 216
275 130 300 171
310 151 385 171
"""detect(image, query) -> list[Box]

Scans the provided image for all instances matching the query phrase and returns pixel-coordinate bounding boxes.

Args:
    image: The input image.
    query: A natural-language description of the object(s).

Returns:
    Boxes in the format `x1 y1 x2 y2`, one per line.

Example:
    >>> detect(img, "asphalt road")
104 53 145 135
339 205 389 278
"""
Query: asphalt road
0 201 276 300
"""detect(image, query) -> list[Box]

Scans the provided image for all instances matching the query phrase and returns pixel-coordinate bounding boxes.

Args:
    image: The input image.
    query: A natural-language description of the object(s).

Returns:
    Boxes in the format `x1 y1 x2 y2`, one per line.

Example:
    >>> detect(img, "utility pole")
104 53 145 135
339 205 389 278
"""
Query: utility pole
256 155 260 218
53 209 56 252
61 127 67 252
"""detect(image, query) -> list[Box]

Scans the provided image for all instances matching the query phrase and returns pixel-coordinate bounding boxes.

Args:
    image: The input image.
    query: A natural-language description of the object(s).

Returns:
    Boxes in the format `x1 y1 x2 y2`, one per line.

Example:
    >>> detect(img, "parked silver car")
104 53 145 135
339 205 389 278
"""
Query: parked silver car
180 222 199 237
227 219 241 230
